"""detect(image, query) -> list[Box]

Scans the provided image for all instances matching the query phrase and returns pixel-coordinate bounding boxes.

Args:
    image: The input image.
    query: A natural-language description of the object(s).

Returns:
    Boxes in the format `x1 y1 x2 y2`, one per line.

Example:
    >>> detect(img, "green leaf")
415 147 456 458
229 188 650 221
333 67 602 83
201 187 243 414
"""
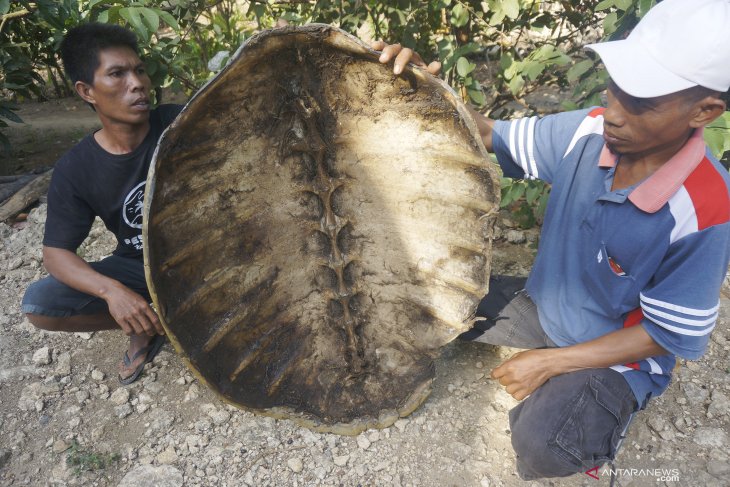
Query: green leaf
615 0 632 10
157 10 180 30
567 60 595 83
467 89 486 106
502 0 520 19
603 12 619 35
450 3 469 28
508 181 526 202
522 60 544 81
0 0 10 15
456 56 473 77
536 191 549 218
0 106 23 124
638 0 655 17
120 7 149 42
508 75 524 95
595 0 616 11
525 183 540 205
140 8 160 34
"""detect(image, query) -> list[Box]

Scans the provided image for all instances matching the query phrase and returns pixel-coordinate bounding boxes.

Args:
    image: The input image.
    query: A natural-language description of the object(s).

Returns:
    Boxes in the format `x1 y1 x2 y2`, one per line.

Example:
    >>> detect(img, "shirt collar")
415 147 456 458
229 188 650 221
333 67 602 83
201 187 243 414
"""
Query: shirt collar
596 128 706 213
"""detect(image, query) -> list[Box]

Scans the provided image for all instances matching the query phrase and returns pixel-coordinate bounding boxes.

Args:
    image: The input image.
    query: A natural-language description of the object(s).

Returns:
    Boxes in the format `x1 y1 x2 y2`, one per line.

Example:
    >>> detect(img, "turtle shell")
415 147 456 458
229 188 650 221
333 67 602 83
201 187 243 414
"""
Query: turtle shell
143 24 499 434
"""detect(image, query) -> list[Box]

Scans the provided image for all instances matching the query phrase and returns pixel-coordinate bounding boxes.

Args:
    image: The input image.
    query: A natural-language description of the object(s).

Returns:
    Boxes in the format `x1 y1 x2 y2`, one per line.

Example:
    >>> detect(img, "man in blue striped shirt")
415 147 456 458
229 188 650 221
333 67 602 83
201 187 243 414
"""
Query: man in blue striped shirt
376 0 730 480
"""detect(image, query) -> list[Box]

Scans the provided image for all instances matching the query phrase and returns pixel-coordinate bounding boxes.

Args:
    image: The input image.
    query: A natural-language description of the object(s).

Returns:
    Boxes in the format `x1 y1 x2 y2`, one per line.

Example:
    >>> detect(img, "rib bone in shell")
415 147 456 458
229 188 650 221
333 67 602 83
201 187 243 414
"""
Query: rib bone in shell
143 24 500 434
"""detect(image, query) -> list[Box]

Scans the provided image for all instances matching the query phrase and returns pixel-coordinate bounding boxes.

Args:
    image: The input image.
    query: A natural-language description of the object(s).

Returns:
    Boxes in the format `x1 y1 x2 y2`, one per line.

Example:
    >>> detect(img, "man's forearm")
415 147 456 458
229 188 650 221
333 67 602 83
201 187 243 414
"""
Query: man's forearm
549 324 669 376
492 323 670 400
42 246 125 300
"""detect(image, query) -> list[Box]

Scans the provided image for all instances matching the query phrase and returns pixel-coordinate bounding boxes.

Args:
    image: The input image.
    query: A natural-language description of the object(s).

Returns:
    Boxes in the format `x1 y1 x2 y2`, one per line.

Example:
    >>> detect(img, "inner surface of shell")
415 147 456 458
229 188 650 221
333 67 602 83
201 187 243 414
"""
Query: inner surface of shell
144 25 500 434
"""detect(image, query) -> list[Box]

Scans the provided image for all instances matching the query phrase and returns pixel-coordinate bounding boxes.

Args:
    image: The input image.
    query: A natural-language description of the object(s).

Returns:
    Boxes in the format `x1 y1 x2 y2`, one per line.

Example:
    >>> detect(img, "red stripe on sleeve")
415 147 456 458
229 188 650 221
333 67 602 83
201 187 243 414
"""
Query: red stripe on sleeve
624 362 641 370
588 107 606 118
684 157 730 230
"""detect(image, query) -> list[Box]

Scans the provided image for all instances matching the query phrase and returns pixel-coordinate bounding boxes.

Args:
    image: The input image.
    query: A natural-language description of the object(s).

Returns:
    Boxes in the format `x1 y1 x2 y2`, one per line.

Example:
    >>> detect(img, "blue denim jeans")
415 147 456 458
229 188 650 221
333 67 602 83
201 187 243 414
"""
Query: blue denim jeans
22 255 149 317
460 275 638 480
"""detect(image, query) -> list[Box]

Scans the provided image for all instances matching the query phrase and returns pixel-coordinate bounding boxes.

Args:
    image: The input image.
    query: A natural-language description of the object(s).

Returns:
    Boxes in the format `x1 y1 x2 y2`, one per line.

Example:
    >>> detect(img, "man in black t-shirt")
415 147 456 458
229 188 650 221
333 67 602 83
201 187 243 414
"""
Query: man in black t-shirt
22 23 182 384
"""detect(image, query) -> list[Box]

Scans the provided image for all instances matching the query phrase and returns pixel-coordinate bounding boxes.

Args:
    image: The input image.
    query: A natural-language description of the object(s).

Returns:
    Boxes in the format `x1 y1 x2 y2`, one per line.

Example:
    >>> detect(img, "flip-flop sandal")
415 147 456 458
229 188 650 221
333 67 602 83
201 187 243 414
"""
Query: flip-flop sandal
118 334 166 385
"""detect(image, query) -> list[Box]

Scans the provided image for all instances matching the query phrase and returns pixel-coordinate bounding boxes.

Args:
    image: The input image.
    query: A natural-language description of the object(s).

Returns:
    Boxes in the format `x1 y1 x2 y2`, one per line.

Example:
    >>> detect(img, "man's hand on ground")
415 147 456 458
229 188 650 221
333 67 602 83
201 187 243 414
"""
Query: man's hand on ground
491 349 558 401
371 41 441 76
104 284 164 336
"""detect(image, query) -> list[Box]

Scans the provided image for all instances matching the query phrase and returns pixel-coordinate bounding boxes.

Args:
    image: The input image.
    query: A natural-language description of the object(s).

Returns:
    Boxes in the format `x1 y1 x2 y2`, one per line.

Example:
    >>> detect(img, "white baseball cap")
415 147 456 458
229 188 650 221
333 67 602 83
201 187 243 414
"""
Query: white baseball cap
586 0 730 98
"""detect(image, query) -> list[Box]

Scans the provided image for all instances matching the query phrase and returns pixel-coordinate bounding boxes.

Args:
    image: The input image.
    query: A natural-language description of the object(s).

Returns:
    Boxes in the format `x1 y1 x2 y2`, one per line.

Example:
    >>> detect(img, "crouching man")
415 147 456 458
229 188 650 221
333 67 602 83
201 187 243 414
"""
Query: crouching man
22 23 183 384
376 0 729 480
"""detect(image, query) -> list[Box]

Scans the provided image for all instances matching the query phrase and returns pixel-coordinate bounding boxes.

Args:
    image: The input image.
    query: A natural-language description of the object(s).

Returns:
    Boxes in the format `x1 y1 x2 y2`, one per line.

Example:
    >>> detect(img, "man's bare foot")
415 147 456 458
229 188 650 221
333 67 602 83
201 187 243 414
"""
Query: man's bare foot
118 334 165 384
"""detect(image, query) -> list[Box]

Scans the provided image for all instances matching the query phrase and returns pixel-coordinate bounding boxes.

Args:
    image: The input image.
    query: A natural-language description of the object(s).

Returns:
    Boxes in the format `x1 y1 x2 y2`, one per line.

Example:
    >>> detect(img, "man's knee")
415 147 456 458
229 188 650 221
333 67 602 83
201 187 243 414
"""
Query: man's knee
510 403 582 479
509 370 637 480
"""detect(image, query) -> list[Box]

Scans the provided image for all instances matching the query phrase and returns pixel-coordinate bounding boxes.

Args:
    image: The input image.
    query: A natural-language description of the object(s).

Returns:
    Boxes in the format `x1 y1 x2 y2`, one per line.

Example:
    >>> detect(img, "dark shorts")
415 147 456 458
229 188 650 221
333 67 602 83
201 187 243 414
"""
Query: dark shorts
22 255 149 317
460 275 638 480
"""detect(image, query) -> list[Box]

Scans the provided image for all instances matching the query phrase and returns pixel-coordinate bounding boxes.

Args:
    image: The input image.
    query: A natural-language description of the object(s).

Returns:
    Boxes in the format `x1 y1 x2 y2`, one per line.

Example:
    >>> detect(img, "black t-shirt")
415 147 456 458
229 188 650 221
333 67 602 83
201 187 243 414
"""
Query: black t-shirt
44 104 183 259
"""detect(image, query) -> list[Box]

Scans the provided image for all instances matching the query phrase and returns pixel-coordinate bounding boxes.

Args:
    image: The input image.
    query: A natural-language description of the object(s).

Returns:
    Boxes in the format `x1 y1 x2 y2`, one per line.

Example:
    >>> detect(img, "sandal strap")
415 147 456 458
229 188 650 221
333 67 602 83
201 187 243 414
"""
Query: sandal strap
122 336 161 366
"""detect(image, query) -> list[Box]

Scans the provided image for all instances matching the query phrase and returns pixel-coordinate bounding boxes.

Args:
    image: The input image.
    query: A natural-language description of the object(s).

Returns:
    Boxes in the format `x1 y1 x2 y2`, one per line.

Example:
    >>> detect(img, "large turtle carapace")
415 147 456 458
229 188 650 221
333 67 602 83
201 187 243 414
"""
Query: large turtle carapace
143 25 499 434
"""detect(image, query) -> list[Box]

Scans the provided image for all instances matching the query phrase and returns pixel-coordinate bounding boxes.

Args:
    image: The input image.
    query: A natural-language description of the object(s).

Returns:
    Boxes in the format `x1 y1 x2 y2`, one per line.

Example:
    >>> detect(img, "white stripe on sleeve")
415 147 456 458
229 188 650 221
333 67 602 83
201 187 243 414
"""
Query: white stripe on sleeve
668 186 699 244
526 116 538 179
643 313 716 336
610 365 633 373
645 358 663 375
516 118 530 178
641 303 718 327
508 119 520 168
640 293 719 317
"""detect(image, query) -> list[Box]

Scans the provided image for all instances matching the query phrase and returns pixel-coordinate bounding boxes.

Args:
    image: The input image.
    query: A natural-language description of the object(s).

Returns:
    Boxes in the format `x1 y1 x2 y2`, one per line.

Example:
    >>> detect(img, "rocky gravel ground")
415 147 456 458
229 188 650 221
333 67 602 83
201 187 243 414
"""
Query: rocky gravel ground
1 205 729 487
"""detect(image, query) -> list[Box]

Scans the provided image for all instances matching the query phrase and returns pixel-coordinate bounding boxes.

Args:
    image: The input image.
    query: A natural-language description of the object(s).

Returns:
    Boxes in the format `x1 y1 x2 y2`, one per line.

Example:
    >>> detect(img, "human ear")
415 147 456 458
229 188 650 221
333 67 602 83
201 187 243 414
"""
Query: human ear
690 96 726 128
74 81 96 106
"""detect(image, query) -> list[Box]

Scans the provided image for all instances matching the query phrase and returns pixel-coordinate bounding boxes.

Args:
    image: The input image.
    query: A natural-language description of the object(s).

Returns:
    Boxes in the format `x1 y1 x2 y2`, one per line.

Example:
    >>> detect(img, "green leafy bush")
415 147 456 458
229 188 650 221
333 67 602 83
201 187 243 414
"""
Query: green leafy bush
1 0 728 194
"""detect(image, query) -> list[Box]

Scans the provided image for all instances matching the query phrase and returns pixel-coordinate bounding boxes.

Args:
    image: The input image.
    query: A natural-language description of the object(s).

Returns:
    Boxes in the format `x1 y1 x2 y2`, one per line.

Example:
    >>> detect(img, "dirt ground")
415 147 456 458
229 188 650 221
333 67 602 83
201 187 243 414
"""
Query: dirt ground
0 99 728 487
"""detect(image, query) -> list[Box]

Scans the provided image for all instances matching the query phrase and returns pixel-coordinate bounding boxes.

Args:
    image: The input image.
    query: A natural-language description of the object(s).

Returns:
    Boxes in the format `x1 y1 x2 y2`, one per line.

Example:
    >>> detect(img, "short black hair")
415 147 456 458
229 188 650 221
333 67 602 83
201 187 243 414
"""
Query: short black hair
60 23 139 85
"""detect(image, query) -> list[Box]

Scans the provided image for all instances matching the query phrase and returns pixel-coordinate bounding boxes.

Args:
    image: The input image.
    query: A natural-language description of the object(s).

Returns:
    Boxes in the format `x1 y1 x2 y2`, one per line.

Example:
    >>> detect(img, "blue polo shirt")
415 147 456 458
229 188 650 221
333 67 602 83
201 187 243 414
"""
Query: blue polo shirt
492 108 730 407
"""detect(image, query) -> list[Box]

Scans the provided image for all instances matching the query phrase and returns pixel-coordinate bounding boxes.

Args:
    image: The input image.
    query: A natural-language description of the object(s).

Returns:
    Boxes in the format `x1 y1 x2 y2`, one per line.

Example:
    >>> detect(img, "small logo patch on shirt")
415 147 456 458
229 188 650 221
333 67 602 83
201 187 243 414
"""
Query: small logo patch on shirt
597 249 603 263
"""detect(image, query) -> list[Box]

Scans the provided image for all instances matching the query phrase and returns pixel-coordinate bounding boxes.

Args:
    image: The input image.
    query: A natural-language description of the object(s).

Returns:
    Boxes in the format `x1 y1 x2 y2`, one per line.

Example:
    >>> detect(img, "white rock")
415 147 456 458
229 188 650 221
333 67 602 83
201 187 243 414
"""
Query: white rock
115 403 133 419
75 390 90 403
708 460 730 477
110 387 130 405
74 332 93 340
18 382 43 411
91 369 105 381
32 347 51 366
333 454 349 467
157 447 178 465
52 440 70 454
184 384 200 402
394 419 409 433
356 435 371 450
146 409 175 434
708 390 730 417
693 427 727 447
7 256 23 270
118 465 183 487
209 409 231 425
681 382 709 406
55 352 71 375
505 229 526 244
287 457 303 473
